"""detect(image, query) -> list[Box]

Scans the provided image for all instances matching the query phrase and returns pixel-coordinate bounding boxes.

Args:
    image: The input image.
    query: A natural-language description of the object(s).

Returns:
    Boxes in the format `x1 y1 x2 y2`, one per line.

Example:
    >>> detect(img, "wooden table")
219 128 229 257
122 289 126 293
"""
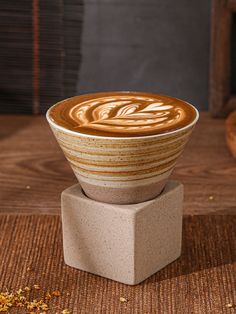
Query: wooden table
0 113 235 314
0 112 235 215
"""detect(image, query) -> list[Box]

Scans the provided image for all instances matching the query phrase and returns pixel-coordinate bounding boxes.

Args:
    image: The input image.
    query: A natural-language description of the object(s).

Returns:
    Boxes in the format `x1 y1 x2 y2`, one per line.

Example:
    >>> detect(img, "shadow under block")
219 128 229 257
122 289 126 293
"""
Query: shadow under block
61 180 183 285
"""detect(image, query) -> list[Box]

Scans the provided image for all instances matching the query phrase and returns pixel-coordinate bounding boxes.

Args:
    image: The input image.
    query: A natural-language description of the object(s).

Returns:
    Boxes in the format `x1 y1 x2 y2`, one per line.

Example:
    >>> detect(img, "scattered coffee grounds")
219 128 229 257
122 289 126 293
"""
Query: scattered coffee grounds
0 286 70 313
226 303 234 308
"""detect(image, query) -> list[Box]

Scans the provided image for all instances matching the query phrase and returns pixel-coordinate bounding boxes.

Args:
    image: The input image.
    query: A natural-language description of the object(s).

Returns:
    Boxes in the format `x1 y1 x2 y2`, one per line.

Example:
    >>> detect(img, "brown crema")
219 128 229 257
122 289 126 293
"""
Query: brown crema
48 91 197 137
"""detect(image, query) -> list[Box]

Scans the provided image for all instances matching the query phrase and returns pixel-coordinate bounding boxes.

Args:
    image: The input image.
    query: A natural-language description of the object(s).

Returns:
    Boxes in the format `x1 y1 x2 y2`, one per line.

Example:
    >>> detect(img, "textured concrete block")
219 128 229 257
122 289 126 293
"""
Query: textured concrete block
61 180 183 285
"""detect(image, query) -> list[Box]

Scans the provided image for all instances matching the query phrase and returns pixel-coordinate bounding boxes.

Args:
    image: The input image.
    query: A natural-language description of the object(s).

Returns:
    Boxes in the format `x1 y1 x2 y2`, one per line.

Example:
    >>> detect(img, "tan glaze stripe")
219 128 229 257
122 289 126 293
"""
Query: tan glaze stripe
60 140 186 157
68 154 180 174
58 135 190 157
64 148 182 168
76 168 172 187
69 158 177 177
53 127 193 148
63 149 182 167
59 137 188 156
68 153 179 174
60 139 187 160
72 163 174 182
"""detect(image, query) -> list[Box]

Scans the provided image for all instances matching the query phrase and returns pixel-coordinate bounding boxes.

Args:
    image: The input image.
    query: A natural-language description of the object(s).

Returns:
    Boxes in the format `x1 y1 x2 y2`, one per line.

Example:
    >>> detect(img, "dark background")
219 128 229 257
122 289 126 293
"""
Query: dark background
78 0 210 111
231 13 236 94
0 0 211 113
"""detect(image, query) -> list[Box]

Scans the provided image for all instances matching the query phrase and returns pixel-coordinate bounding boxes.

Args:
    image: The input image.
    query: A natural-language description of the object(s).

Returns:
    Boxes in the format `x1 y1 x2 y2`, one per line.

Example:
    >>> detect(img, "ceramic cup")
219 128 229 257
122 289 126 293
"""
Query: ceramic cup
46 92 199 204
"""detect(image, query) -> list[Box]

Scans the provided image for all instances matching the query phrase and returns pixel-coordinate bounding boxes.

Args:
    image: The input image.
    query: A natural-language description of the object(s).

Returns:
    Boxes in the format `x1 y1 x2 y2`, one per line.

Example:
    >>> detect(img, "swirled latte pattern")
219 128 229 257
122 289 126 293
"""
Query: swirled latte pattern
49 92 197 137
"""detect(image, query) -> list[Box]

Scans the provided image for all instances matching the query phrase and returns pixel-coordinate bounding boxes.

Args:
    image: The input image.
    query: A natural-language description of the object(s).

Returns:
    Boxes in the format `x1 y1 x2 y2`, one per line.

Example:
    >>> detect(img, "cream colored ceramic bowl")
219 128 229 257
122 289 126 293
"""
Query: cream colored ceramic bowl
46 93 199 204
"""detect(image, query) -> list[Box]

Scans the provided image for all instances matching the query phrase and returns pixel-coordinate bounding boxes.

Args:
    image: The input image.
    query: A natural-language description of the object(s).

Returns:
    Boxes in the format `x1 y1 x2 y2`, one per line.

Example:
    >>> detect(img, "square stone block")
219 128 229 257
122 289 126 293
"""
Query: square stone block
61 180 183 285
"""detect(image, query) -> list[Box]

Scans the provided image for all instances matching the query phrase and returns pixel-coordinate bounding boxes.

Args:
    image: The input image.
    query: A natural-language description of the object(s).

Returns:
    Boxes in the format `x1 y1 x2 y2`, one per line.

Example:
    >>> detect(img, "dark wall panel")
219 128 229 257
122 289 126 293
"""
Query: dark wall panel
78 0 210 110
0 0 210 113
0 0 83 114
231 13 236 94
0 1 33 113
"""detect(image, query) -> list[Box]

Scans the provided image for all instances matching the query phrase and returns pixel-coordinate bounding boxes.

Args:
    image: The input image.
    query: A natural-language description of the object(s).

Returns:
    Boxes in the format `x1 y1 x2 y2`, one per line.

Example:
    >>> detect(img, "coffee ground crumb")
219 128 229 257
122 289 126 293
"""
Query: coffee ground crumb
52 291 61 297
33 284 40 290
226 303 233 308
0 287 71 313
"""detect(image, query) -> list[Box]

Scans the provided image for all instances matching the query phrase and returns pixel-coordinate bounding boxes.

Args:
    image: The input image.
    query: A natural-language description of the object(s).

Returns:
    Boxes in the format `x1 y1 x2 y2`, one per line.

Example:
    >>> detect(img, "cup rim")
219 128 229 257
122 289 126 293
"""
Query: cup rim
46 93 199 140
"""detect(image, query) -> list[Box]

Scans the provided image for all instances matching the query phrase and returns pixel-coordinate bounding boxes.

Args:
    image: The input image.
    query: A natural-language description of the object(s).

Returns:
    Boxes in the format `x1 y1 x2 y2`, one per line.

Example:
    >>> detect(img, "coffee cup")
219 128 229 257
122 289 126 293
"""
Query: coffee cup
46 91 199 204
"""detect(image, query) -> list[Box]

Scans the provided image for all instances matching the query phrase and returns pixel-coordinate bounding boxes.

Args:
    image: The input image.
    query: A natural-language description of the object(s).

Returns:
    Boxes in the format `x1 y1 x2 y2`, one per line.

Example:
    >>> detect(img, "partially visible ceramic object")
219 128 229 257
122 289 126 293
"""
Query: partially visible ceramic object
46 92 198 204
226 110 236 158
61 180 183 285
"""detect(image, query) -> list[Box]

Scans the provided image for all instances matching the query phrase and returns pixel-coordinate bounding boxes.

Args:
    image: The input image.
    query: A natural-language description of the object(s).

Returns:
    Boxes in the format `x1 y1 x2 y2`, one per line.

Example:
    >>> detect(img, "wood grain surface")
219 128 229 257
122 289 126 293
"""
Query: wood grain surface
226 110 236 158
0 215 235 314
0 112 236 215
209 0 236 117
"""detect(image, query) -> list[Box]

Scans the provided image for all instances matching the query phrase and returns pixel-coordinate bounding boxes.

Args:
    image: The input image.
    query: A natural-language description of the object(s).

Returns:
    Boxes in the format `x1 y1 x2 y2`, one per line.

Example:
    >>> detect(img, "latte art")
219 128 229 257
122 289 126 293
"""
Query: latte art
49 92 197 137
69 97 184 133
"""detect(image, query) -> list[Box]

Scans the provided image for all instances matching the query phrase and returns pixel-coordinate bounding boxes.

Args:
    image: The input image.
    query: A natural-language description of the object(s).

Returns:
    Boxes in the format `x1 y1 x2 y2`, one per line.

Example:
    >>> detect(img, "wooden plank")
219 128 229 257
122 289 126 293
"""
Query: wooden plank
226 95 236 112
209 0 232 117
0 1 65 114
226 109 236 157
0 113 235 215
227 0 236 11
0 1 33 113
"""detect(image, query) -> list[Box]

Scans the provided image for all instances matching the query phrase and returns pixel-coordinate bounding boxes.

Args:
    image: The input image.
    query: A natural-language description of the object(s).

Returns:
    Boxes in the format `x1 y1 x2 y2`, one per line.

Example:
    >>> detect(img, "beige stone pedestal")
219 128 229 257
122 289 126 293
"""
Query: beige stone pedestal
61 180 183 285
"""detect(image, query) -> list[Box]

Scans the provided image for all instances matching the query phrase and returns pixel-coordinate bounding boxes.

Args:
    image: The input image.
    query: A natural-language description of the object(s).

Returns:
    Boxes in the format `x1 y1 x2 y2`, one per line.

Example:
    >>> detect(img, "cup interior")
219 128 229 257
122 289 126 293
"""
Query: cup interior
46 93 199 140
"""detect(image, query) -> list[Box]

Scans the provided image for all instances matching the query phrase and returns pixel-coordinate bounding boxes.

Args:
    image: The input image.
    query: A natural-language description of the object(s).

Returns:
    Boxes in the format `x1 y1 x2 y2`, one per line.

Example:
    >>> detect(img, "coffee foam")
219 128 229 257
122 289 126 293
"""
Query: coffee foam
49 92 197 137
